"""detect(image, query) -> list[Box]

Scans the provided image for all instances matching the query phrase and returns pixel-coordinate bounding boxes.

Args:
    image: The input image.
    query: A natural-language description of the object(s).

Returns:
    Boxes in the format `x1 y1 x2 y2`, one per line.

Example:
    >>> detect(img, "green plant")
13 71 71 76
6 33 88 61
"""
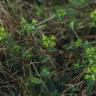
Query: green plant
69 0 89 7
84 47 96 96
10 44 22 56
23 48 33 60
54 7 66 21
27 76 42 85
74 39 83 47
85 47 96 65
26 76 43 96
69 20 76 31
21 17 38 34
84 47 96 80
1 1 96 96
73 63 82 70
41 34 56 51
70 44 96 95
0 26 9 42
85 66 96 81
36 6 45 17
40 67 50 79
90 9 96 26
66 39 83 50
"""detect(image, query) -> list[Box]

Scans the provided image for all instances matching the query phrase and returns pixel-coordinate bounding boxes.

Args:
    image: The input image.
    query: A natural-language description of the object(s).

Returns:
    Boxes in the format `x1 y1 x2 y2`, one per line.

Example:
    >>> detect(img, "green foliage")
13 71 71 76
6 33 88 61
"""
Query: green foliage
86 80 95 96
9 40 25 55
27 77 42 85
74 39 83 47
69 0 89 7
54 7 66 21
90 9 96 26
41 34 56 51
84 47 96 81
1 0 96 96
36 6 45 17
26 76 43 95
0 26 9 42
69 20 76 31
85 47 96 65
66 39 83 49
23 49 33 60
11 44 22 56
85 66 96 81
73 63 82 70
84 47 96 95
70 43 96 95
21 17 38 34
40 67 50 79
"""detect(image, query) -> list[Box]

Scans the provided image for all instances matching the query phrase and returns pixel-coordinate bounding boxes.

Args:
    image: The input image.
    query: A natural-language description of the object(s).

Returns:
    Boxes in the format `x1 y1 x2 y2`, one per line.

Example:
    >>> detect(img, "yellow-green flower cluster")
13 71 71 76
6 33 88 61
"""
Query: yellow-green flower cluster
42 34 56 49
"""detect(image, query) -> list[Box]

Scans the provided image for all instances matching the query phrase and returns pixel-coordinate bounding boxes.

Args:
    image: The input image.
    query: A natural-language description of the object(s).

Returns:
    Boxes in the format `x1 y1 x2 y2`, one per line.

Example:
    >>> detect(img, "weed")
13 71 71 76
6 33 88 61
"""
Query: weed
20 17 38 35
54 7 66 21
90 9 96 26
0 26 9 42
0 0 96 96
41 34 56 51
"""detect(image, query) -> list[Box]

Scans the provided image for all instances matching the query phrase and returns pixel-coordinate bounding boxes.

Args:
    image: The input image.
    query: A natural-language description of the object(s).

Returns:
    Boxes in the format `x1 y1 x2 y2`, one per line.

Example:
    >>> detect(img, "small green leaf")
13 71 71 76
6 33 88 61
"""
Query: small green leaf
30 77 42 85
0 26 9 41
69 20 76 31
40 68 50 78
